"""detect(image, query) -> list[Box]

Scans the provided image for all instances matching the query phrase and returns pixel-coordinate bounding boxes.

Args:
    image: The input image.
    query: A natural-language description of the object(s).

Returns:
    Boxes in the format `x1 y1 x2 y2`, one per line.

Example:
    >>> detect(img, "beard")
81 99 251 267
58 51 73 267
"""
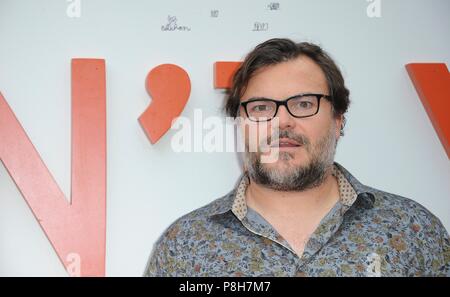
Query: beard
244 123 337 192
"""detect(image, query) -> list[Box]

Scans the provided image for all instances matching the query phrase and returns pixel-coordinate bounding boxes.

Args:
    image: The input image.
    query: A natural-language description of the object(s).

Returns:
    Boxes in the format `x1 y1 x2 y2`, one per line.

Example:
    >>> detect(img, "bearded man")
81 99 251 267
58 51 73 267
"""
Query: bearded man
144 38 449 277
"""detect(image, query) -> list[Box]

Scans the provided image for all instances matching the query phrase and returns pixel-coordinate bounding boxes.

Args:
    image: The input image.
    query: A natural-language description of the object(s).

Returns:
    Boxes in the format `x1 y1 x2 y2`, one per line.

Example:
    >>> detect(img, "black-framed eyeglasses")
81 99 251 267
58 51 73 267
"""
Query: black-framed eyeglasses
240 93 331 122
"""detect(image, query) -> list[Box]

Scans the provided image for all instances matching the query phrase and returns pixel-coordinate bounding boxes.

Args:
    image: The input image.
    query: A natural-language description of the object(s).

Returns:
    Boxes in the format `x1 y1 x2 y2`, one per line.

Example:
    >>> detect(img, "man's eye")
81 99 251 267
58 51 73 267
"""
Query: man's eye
297 101 313 109
252 105 272 112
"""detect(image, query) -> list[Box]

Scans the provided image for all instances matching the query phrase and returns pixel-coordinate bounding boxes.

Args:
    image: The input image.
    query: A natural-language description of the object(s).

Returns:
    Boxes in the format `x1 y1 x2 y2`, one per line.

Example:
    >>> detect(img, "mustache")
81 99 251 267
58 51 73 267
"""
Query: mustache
266 130 310 147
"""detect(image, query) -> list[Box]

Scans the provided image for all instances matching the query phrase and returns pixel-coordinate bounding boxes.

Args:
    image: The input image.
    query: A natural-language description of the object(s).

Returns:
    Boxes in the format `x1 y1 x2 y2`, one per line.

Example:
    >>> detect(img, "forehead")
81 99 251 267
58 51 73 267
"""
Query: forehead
241 55 328 100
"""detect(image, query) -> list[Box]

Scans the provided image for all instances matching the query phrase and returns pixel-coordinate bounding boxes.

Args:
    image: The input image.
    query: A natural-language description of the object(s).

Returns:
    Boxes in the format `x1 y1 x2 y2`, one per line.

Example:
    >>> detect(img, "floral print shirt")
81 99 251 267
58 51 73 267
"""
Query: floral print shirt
144 162 450 277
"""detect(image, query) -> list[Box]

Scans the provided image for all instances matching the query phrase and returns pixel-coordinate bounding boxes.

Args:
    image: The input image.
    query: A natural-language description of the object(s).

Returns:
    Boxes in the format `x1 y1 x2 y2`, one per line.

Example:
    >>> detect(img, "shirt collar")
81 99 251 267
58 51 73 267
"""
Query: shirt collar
208 161 376 218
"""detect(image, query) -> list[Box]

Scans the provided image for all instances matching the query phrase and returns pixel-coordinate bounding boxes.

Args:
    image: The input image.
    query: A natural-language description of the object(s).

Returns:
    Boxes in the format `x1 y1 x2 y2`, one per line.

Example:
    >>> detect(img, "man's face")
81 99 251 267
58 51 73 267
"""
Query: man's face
239 55 343 191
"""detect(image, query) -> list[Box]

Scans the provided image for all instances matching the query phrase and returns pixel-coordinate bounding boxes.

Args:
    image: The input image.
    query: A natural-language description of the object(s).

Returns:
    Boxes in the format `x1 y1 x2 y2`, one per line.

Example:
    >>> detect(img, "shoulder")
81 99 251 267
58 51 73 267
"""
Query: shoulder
159 191 233 243
144 192 234 276
368 186 446 234
356 186 449 275
367 187 448 261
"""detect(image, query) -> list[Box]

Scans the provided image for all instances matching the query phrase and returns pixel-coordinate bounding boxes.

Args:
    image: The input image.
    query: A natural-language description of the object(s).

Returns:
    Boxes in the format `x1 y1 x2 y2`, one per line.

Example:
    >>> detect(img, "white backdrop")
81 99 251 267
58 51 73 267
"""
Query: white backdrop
0 0 449 276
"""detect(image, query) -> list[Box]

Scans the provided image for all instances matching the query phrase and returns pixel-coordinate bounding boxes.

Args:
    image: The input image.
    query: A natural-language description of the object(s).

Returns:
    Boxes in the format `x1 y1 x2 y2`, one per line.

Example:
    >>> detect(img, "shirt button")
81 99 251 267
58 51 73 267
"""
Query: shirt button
356 193 375 209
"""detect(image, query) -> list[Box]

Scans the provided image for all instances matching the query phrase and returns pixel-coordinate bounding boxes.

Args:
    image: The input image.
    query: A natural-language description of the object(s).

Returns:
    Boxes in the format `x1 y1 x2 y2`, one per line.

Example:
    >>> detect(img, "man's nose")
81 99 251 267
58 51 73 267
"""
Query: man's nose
276 105 296 129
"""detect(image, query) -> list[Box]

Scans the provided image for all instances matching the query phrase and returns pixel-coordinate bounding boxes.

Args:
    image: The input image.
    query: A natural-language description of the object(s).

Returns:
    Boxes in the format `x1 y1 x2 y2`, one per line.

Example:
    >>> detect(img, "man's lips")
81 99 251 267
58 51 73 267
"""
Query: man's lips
270 138 302 148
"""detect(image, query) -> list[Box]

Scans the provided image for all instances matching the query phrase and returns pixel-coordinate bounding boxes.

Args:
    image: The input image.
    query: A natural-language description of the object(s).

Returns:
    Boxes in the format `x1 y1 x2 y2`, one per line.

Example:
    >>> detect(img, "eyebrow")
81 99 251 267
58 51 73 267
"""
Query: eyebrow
244 93 320 102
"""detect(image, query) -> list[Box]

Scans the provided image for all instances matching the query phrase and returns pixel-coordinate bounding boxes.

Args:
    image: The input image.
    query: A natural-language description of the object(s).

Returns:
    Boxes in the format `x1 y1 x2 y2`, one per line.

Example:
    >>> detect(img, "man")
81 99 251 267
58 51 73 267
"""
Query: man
144 38 449 276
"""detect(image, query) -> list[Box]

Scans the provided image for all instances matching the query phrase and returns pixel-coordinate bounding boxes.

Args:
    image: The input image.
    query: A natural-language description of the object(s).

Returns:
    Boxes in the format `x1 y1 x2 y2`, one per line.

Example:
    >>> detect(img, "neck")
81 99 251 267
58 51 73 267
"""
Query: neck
245 167 340 219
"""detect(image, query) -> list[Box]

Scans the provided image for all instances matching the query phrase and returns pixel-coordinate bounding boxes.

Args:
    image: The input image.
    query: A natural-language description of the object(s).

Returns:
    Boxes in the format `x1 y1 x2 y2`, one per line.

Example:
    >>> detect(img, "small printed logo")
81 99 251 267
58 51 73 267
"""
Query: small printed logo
366 0 382 18
66 0 81 18
366 252 381 277
66 252 81 277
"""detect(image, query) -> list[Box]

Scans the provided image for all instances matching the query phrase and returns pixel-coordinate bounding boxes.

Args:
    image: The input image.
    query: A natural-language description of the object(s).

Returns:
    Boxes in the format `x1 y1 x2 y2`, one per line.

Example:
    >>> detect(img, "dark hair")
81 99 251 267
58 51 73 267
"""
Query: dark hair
224 38 350 135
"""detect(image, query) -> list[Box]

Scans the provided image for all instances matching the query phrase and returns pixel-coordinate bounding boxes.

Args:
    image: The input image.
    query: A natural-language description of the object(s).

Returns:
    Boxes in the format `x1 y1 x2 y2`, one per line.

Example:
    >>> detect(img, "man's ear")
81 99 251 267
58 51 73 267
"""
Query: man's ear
335 114 344 138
